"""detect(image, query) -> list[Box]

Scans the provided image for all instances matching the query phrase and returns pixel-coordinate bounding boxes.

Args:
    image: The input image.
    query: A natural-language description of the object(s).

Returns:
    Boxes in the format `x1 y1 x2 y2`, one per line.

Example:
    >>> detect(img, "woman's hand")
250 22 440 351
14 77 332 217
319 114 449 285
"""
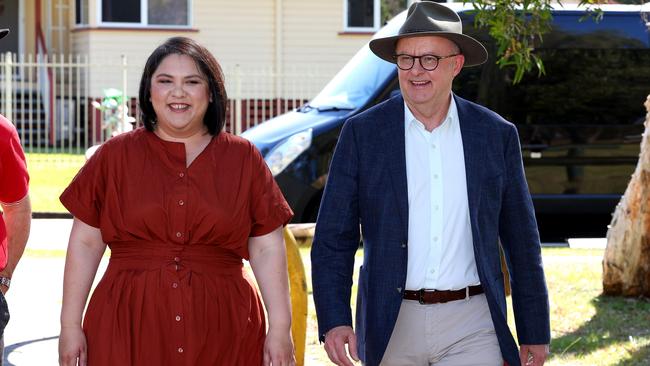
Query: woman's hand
58 325 87 366
263 326 296 366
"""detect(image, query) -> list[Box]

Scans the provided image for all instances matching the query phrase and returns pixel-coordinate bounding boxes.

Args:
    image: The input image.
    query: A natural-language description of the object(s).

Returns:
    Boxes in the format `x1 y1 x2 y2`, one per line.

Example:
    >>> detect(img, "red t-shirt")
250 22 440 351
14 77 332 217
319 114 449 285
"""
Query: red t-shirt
0 114 30 270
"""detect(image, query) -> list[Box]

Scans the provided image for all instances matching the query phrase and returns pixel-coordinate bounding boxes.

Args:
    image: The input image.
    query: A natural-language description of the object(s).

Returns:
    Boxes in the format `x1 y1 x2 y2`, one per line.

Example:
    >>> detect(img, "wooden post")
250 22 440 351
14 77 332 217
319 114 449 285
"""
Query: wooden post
283 227 307 366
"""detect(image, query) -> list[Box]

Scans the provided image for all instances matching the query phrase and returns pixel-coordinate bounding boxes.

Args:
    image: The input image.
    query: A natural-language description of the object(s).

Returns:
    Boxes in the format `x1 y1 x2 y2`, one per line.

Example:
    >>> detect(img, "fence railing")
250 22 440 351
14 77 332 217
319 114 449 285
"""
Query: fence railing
0 53 329 157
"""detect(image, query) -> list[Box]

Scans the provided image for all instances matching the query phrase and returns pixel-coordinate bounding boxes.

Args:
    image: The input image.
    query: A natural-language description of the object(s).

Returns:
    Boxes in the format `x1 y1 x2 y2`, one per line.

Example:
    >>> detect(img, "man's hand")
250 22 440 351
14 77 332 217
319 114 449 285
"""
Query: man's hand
520 344 549 366
324 325 359 366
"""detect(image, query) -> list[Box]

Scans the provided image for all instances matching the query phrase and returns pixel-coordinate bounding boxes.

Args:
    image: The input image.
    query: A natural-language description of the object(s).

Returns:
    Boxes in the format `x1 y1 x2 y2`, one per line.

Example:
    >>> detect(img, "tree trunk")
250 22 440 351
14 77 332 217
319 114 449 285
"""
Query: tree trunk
602 94 650 297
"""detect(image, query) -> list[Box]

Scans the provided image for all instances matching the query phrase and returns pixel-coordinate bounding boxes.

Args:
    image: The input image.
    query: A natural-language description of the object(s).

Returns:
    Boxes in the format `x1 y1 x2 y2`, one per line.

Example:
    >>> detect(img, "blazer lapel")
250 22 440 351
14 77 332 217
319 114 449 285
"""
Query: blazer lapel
455 95 487 230
378 96 409 238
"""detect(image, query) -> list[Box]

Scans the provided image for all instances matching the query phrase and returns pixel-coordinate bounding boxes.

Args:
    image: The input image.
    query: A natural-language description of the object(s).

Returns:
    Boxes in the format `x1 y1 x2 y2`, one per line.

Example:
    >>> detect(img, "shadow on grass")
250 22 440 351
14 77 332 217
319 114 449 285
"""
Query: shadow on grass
550 294 650 364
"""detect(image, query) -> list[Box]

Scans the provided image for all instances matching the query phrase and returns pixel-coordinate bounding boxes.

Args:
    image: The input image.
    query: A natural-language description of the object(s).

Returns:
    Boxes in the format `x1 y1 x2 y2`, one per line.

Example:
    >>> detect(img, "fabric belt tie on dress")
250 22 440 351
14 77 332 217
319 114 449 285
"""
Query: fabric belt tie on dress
403 285 484 304
106 241 244 276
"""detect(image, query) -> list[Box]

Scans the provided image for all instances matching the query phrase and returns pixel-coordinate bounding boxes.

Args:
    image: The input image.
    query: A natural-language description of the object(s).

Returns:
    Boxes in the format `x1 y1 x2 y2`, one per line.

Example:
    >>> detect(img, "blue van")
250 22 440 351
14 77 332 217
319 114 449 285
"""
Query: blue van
241 3 650 239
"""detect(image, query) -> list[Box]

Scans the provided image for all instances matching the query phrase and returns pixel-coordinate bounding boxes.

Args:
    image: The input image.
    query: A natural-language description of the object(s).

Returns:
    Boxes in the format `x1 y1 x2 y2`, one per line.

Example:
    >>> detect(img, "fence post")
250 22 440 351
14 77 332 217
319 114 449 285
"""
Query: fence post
3 52 13 122
234 64 242 135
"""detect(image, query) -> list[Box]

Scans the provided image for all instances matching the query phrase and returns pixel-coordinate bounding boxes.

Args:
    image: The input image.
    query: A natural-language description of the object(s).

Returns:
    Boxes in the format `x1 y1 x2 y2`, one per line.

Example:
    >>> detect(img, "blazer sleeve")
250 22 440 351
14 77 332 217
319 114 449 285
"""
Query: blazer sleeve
498 125 551 345
311 119 362 341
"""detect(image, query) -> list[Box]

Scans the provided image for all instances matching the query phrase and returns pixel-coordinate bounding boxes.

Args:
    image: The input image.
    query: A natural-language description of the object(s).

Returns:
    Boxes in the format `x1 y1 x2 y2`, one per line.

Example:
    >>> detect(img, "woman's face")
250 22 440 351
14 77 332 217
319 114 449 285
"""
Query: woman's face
150 54 211 138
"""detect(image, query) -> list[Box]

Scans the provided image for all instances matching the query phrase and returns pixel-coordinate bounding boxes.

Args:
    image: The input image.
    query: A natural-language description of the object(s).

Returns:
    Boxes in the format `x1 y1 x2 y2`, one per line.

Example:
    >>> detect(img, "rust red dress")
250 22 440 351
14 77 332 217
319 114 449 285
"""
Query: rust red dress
60 128 293 365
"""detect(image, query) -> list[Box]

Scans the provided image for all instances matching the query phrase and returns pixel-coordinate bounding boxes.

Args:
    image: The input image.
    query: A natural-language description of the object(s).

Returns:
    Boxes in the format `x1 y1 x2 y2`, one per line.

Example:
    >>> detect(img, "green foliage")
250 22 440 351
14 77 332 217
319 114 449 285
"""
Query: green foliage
466 0 554 83
381 0 408 25
466 0 615 83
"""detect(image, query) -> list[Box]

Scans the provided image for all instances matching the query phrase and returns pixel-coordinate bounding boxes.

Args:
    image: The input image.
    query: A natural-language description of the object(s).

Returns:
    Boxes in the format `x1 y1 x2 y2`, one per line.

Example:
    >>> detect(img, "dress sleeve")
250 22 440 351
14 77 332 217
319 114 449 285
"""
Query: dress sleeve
59 145 109 228
248 145 293 237
0 125 29 204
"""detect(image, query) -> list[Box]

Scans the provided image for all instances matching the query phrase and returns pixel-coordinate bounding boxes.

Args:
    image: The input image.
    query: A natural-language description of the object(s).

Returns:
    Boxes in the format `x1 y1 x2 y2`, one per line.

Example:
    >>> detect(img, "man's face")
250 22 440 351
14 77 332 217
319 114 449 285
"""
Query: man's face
395 36 464 112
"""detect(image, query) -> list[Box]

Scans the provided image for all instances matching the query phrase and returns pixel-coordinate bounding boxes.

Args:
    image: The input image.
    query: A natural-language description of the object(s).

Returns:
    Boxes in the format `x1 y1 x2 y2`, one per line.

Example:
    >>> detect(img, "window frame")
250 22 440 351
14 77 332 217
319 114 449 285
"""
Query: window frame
76 0 89 25
343 0 380 32
97 0 193 28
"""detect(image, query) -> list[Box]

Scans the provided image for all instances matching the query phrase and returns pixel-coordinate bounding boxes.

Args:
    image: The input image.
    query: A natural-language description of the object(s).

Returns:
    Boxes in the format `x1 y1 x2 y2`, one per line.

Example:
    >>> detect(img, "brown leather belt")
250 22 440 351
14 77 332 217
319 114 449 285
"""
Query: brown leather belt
403 285 484 304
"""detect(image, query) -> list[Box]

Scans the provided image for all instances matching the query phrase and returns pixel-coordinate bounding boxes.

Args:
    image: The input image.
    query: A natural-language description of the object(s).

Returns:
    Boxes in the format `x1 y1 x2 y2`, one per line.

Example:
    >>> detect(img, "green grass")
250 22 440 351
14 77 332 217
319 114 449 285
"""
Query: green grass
26 153 85 213
299 247 650 365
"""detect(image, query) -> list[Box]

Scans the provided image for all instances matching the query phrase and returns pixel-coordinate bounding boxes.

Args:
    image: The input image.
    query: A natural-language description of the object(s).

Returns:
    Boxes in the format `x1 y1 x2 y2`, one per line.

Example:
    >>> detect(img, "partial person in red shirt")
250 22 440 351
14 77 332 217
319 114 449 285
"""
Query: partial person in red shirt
0 25 32 366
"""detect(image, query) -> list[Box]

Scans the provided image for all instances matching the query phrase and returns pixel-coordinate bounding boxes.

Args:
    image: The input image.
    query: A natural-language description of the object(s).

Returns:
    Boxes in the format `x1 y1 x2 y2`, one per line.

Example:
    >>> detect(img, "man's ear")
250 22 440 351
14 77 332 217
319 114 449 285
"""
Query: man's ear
452 54 465 76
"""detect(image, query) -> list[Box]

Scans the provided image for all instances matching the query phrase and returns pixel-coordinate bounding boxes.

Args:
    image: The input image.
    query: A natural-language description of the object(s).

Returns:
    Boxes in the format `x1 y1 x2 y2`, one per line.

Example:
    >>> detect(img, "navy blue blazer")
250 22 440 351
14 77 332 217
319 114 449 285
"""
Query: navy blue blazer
311 94 550 366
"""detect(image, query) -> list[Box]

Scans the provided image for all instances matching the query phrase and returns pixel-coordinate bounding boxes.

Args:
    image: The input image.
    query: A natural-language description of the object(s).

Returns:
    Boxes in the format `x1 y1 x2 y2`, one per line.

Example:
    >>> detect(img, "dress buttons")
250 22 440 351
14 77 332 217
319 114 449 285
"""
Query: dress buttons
179 172 185 178
177 347 184 353
178 200 184 206
174 256 181 262
172 282 178 288
176 232 182 238
175 315 182 321
401 242 406 248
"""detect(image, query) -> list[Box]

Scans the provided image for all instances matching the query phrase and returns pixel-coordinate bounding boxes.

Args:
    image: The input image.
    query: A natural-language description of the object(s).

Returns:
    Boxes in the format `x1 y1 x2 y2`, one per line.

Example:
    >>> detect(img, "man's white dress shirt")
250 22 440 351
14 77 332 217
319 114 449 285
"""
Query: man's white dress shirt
404 97 481 291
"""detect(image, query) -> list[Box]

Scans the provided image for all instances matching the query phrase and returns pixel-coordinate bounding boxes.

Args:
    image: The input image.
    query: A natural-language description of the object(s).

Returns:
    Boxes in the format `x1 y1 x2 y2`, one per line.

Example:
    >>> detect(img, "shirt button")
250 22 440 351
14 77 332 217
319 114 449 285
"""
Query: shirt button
431 144 436 149
433 174 439 179
401 242 406 248
177 347 184 353
176 232 182 238
172 282 178 288
433 236 439 242
178 200 184 206
174 256 180 262
175 315 182 321
179 172 185 178
430 269 435 274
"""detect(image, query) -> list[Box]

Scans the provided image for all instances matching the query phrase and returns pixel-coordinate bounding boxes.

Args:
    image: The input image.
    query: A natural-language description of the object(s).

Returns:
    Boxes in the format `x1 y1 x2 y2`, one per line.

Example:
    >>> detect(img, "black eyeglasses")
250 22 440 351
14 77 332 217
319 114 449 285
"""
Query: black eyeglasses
393 54 459 71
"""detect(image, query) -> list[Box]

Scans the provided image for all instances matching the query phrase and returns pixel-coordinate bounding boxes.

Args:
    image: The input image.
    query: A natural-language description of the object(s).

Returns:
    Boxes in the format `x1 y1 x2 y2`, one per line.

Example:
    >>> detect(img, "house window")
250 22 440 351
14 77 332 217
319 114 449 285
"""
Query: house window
76 0 89 25
345 0 380 31
100 0 190 26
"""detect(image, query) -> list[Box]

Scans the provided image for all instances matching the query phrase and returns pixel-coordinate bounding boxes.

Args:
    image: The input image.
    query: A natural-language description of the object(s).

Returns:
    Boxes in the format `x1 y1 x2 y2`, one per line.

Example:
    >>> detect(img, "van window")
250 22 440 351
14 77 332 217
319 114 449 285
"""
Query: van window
454 13 650 127
310 12 405 110
453 12 649 197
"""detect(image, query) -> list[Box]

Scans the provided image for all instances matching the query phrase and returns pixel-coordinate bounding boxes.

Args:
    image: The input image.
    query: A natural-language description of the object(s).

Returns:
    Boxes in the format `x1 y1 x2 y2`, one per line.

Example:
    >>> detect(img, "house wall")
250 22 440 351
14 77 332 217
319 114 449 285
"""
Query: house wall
69 0 374 99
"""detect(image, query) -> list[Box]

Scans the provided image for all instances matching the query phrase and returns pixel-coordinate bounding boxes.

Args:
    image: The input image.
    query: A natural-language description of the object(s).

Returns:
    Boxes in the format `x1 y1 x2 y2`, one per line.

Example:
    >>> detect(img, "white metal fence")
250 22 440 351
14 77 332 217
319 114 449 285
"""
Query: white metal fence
0 53 329 158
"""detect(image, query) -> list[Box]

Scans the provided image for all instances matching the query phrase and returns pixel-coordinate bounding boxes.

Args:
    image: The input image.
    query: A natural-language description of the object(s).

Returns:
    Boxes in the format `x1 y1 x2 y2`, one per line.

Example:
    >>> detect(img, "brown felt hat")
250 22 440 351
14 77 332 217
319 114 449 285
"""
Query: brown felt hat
369 1 488 67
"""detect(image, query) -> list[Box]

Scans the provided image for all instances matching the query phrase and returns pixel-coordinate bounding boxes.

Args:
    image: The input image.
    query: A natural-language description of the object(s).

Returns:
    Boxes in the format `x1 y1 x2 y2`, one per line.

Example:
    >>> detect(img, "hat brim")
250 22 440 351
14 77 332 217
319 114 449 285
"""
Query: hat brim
369 32 488 67
0 29 9 40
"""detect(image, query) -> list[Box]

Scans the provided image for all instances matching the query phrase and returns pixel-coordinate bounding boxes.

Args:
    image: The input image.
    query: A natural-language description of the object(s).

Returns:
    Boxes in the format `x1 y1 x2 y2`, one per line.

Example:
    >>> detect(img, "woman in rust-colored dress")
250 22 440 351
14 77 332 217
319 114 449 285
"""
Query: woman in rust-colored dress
58 37 295 366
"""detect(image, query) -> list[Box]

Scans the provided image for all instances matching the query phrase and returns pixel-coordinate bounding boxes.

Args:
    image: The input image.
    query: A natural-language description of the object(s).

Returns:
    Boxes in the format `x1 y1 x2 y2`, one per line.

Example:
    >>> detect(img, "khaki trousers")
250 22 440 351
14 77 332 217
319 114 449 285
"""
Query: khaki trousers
379 294 503 366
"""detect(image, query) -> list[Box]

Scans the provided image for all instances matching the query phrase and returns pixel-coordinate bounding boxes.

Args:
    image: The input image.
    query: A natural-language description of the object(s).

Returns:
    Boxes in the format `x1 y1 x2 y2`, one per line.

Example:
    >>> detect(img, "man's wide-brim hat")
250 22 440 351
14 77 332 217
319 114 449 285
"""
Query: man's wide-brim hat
0 29 9 40
369 1 488 67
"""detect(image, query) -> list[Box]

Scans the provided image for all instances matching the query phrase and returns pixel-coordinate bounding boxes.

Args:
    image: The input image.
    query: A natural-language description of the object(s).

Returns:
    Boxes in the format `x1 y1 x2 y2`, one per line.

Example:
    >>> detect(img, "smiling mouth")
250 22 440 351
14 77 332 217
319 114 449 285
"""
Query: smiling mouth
169 103 190 111
410 80 430 86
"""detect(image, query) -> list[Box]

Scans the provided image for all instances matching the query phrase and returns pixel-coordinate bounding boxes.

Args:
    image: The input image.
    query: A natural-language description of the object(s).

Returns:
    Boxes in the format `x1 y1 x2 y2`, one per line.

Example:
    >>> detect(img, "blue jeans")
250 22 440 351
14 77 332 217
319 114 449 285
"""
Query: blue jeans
0 291 10 366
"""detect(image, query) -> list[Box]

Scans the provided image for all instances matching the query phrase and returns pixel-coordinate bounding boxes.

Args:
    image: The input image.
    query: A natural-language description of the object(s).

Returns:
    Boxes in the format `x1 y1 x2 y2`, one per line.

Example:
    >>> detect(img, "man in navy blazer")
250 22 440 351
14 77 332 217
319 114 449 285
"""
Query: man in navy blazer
311 2 550 366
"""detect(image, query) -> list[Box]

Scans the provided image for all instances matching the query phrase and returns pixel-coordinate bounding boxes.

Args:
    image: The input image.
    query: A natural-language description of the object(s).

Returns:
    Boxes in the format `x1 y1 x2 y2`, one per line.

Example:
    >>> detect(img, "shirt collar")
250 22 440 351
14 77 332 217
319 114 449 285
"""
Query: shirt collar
404 94 458 132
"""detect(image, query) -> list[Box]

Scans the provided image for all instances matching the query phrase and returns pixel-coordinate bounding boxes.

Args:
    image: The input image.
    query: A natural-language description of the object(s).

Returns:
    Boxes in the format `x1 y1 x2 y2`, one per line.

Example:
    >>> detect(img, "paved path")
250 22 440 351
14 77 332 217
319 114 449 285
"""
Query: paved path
3 219 108 365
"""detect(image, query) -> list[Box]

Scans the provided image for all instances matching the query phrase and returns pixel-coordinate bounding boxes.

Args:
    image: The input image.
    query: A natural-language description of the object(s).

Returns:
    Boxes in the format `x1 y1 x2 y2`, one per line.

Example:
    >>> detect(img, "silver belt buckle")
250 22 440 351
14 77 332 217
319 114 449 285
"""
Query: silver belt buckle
464 286 470 301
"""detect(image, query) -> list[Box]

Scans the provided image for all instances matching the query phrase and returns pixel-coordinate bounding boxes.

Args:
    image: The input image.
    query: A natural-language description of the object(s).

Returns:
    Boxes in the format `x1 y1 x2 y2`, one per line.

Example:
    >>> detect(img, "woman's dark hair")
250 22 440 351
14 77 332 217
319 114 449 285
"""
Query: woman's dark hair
138 37 227 135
